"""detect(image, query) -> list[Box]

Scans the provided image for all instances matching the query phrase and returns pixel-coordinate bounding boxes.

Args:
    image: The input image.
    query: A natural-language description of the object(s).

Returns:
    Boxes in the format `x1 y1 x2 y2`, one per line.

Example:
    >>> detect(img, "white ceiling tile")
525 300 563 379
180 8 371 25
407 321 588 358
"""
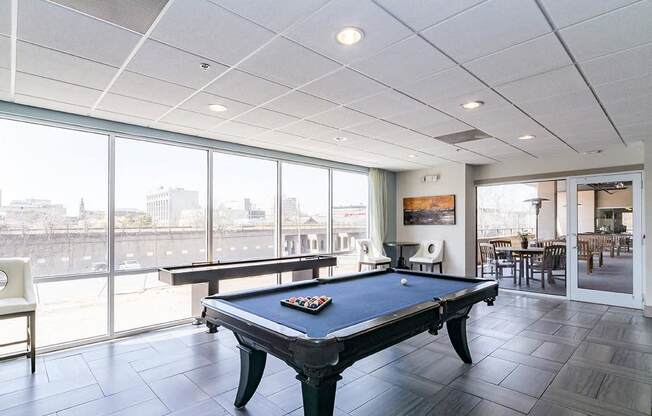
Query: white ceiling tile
15 72 101 107
374 0 485 32
594 74 652 104
16 41 117 90
208 0 328 32
421 0 550 63
0 0 10 36
562 130 621 146
308 106 376 128
160 108 225 130
602 93 652 126
286 0 413 64
300 67 386 104
519 89 598 118
438 148 495 164
465 33 572 86
264 91 337 118
206 69 291 106
278 120 339 139
92 109 154 127
239 37 340 88
415 118 471 138
0 35 12 69
384 107 453 130
539 0 640 29
50 0 168 33
580 43 652 87
152 0 274 66
110 71 195 106
128 40 228 89
618 121 652 141
350 36 455 86
432 88 511 119
96 93 170 119
559 1 652 62
457 137 523 156
415 139 461 155
347 90 424 118
233 107 299 129
455 104 524 127
496 65 588 104
179 92 253 118
255 130 307 146
210 120 268 138
345 119 407 138
18 0 140 66
152 121 206 137
14 93 91 114
401 66 485 105
480 119 550 141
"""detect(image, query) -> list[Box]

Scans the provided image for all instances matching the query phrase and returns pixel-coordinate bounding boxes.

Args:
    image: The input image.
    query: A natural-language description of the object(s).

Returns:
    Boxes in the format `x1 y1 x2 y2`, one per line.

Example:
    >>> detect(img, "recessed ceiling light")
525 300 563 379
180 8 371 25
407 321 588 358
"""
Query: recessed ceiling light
200 63 211 70
518 134 535 140
582 149 603 155
336 27 364 46
408 154 417 158
461 101 484 110
333 136 348 142
208 104 228 112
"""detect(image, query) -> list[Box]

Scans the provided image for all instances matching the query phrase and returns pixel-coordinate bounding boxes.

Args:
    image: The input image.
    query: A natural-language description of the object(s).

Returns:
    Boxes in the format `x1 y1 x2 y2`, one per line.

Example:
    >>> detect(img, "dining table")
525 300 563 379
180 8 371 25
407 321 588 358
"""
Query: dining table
495 246 547 283
383 241 420 269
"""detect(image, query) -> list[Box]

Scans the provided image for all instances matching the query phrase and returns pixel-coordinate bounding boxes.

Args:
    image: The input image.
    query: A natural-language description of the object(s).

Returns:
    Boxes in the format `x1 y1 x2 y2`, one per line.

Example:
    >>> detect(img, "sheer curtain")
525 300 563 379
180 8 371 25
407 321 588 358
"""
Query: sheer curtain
369 168 390 255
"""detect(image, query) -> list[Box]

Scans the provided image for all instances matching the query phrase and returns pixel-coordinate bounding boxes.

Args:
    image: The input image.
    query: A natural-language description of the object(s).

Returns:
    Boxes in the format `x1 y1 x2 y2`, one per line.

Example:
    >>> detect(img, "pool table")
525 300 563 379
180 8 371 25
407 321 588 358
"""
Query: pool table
202 268 498 416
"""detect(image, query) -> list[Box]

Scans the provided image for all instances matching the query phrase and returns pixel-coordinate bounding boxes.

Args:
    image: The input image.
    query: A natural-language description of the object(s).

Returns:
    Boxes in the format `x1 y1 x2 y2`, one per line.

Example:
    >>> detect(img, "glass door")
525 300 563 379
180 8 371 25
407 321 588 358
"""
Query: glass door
567 173 642 308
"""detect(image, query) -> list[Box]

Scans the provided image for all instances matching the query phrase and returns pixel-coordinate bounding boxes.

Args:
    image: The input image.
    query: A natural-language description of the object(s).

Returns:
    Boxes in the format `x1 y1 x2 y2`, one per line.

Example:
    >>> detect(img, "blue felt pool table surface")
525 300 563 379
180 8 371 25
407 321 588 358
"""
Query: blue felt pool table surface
215 272 481 338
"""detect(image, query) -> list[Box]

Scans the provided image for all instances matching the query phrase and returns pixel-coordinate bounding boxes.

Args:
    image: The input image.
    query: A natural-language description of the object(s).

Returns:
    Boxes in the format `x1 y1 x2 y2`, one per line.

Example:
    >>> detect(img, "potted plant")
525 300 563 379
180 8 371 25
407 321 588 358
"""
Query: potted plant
518 230 530 249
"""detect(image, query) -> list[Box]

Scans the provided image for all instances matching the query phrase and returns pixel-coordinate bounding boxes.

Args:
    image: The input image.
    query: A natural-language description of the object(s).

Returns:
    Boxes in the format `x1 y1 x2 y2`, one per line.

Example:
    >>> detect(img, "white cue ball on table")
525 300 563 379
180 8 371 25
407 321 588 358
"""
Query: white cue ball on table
400 278 408 285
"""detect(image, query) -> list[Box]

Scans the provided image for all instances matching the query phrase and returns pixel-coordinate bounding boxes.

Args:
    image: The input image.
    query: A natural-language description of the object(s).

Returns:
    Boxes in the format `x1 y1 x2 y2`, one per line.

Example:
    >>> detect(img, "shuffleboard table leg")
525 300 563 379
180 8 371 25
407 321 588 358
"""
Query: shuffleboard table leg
446 315 473 364
298 374 340 416
234 343 267 408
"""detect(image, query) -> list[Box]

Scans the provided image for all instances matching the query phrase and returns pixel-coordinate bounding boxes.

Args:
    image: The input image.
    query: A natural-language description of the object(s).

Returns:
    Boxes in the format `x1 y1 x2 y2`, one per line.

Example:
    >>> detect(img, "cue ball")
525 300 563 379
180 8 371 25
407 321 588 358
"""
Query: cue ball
400 278 408 285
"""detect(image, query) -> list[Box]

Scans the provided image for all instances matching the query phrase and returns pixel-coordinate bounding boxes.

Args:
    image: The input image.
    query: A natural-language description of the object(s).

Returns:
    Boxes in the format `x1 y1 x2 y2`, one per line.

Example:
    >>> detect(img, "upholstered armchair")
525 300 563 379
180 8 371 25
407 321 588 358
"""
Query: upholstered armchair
0 258 37 372
357 239 391 272
409 240 444 273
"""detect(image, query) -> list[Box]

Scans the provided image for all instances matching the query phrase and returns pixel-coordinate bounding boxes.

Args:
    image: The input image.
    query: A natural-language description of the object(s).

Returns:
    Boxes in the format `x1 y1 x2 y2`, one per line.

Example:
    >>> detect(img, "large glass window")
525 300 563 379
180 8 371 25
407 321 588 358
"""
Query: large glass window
281 163 329 257
213 153 277 262
114 138 207 331
332 171 368 274
0 119 109 347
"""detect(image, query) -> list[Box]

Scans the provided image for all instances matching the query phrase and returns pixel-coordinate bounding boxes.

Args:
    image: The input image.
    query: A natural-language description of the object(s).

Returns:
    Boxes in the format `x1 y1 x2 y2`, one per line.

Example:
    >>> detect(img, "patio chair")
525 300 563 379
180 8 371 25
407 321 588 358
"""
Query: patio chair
479 243 516 283
530 244 566 288
0 258 37 373
357 239 391 272
409 240 444 273
578 240 594 275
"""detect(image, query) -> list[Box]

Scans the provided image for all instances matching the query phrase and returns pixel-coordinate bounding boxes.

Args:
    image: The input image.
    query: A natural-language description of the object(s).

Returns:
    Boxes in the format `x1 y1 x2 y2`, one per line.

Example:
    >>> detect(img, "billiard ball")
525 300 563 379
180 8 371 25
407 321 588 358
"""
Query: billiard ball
400 278 408 285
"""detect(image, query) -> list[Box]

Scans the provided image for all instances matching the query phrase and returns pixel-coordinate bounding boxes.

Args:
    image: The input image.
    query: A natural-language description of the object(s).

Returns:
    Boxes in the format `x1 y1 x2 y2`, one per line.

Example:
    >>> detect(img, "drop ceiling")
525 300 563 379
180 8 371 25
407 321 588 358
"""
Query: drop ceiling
0 0 650 171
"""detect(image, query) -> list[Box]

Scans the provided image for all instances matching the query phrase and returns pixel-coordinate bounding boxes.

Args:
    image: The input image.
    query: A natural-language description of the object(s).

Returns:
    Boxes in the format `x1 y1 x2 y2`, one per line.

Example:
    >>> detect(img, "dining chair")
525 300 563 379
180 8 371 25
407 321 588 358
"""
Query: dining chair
0 258 37 373
577 240 594 275
479 243 516 283
357 239 391 271
408 240 444 273
530 244 566 288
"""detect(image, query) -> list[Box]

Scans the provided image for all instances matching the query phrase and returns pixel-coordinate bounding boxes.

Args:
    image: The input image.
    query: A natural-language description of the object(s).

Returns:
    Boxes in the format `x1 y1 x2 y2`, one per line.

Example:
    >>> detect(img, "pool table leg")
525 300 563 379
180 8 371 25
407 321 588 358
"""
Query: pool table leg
298 374 340 416
234 343 267 408
446 315 473 364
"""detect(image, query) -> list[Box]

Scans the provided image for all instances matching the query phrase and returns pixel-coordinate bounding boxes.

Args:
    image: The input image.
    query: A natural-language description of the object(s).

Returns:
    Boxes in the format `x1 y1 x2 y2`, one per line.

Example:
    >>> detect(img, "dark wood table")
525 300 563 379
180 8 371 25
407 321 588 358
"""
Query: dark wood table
202 269 498 416
383 241 420 268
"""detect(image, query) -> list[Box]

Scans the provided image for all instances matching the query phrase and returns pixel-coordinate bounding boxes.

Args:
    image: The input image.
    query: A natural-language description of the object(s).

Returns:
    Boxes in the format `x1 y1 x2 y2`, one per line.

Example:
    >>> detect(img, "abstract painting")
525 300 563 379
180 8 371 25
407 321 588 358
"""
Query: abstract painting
403 195 455 225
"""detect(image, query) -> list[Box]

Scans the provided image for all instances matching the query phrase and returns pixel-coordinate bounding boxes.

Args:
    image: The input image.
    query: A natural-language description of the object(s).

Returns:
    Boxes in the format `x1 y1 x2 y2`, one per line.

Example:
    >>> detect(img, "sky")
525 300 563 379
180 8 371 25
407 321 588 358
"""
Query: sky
0 119 368 216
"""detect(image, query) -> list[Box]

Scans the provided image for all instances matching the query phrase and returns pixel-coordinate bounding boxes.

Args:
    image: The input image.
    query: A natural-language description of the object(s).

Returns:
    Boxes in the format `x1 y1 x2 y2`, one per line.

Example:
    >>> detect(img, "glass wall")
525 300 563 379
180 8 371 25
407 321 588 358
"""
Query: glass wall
0 119 109 348
281 163 329 257
0 116 368 350
332 171 368 274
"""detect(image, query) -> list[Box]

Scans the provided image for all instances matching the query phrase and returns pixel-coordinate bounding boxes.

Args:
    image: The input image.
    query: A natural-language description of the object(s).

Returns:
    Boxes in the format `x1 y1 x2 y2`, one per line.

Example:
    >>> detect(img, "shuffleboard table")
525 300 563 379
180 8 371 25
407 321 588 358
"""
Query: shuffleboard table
202 268 498 416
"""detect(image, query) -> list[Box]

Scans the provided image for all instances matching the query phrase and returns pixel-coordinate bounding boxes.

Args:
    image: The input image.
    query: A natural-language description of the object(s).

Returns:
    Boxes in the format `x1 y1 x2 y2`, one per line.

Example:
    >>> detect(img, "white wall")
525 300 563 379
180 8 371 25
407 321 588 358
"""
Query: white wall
396 164 473 277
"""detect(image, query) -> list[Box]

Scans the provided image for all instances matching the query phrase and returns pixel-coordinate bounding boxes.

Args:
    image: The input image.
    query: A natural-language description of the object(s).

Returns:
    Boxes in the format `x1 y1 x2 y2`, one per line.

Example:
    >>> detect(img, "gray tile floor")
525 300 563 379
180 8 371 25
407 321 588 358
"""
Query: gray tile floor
1 290 651 416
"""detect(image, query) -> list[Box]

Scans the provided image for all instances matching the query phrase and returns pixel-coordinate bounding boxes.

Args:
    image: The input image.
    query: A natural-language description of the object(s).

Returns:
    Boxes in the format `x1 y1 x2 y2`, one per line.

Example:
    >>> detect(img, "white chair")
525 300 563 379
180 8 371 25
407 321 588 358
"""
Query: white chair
0 258 37 373
409 240 444 273
357 239 391 271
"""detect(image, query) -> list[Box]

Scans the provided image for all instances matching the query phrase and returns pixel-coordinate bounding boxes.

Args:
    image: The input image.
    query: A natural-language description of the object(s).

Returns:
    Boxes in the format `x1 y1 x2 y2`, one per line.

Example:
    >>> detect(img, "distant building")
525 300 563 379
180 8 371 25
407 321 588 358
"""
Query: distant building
282 197 298 220
146 187 200 226
0 198 67 227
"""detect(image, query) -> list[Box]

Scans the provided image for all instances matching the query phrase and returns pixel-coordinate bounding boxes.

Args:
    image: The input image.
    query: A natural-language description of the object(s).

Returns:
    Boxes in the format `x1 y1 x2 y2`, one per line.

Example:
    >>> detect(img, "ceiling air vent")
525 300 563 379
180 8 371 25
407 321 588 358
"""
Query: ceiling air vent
434 129 491 145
